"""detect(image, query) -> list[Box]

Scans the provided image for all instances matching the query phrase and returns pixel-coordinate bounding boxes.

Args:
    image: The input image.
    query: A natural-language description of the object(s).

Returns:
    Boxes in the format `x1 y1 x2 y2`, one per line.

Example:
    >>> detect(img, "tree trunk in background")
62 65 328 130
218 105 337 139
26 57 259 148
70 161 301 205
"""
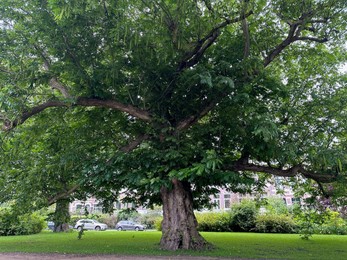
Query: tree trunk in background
160 179 213 250
53 198 71 232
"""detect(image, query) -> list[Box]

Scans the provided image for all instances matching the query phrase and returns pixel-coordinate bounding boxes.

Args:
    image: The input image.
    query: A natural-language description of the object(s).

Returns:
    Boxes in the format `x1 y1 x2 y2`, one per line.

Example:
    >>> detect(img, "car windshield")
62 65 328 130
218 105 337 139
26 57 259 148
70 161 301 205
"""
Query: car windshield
93 220 101 223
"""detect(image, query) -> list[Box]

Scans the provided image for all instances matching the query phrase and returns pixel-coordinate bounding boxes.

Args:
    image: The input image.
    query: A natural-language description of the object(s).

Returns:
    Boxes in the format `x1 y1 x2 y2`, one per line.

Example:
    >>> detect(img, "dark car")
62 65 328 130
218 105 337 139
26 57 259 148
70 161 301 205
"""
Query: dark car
47 221 55 230
47 221 73 231
115 220 145 231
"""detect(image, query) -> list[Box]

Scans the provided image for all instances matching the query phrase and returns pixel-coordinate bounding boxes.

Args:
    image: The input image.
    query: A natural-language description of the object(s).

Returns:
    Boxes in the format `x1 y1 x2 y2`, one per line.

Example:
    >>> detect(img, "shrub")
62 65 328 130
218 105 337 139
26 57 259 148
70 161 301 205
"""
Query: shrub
294 206 347 238
154 216 163 231
97 214 118 229
229 200 258 232
117 208 139 221
0 208 45 236
255 214 297 233
196 212 231 232
263 197 290 215
137 210 163 229
315 210 347 235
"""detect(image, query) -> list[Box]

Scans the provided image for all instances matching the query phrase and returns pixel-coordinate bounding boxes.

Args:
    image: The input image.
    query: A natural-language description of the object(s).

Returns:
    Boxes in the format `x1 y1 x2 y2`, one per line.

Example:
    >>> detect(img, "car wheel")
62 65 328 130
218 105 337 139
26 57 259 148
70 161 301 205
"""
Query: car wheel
77 226 83 231
135 227 139 231
95 226 101 231
117 227 123 231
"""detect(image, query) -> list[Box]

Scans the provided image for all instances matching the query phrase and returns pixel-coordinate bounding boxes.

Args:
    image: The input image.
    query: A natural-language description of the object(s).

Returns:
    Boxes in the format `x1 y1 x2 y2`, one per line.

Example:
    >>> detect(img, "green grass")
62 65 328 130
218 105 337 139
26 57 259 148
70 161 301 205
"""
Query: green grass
0 231 346 259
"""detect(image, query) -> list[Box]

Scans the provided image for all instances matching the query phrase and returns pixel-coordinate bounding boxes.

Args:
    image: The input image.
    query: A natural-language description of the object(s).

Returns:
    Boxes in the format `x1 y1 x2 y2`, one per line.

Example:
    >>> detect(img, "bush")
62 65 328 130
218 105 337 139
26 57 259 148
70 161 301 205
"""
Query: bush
263 197 290 215
154 216 163 231
255 214 297 233
196 212 231 232
0 208 45 236
96 214 118 229
137 209 163 229
230 200 258 232
315 210 347 235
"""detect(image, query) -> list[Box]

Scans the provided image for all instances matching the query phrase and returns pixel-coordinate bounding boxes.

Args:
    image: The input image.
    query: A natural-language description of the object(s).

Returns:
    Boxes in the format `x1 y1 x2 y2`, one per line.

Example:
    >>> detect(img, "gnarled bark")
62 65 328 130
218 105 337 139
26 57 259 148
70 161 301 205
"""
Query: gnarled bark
53 199 71 232
160 179 213 251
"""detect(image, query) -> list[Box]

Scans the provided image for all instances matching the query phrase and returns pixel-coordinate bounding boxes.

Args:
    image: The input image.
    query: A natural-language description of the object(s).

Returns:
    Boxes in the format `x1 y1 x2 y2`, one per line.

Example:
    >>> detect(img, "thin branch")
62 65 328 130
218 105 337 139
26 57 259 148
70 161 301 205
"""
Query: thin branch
263 23 298 67
263 10 331 67
175 100 218 132
178 11 254 71
317 181 331 198
119 134 150 153
202 0 214 13
48 78 72 98
33 44 72 98
296 36 328 43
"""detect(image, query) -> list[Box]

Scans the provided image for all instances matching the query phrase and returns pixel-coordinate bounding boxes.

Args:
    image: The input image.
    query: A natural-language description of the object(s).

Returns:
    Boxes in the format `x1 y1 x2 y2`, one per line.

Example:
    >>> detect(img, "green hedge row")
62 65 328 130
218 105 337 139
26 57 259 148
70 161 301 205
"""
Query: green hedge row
153 203 347 235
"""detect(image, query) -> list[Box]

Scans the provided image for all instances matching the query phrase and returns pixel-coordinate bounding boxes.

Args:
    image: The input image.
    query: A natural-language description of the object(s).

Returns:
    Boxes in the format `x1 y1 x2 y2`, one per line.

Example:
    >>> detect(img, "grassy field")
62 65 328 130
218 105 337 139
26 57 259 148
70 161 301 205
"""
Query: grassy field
0 230 346 259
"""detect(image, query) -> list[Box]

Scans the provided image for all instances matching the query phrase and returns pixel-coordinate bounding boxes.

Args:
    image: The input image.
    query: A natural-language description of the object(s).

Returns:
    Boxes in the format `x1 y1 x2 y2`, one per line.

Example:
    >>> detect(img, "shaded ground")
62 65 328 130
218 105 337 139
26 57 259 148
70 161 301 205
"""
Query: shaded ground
0 253 257 260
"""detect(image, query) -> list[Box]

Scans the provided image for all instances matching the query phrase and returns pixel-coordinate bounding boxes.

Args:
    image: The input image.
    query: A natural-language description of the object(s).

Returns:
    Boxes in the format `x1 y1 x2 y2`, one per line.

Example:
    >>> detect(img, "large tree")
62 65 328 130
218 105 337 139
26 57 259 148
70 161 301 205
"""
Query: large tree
1 0 346 250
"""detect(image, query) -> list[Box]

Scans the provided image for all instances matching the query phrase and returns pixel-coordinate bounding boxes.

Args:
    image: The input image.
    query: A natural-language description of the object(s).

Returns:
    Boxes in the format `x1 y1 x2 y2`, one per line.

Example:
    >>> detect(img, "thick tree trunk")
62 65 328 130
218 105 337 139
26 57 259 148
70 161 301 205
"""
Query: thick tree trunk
53 199 71 232
160 179 213 250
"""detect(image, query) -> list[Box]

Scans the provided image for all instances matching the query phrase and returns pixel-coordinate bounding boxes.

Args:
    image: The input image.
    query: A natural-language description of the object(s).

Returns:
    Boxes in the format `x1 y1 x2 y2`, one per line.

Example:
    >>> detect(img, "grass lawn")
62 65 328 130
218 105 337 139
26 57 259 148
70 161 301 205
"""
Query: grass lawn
0 230 346 259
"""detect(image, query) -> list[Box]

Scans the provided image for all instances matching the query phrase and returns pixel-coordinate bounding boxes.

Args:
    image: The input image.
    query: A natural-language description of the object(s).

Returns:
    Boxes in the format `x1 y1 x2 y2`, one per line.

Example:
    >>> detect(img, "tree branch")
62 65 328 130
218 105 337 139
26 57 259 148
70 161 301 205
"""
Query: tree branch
175 100 218 132
2 101 68 131
47 184 80 205
2 98 153 131
76 98 152 121
34 44 72 98
227 161 337 183
263 10 331 67
119 134 150 153
296 36 328 43
178 11 253 72
240 0 250 60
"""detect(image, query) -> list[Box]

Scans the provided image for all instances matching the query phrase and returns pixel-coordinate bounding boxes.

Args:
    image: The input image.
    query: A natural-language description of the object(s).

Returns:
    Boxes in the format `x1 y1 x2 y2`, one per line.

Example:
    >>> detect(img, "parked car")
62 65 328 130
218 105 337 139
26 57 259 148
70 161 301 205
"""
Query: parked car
115 220 145 231
74 219 108 231
47 221 73 231
47 221 55 230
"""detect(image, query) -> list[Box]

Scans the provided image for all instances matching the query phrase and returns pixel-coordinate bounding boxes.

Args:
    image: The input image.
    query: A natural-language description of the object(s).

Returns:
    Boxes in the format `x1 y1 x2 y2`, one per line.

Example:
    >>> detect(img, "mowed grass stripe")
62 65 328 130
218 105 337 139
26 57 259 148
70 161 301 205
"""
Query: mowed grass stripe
0 231 346 259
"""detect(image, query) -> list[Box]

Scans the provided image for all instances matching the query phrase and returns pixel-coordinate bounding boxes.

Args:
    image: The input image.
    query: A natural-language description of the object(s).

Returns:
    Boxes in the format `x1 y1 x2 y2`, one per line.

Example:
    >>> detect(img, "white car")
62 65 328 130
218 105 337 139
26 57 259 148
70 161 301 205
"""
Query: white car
74 219 108 231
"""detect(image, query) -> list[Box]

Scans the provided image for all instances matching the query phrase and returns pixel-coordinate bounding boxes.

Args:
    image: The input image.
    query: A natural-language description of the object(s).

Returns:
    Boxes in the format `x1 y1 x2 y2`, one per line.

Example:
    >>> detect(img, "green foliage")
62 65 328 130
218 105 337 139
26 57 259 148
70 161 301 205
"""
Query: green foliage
0 0 346 250
96 215 118 229
0 208 45 236
255 214 297 233
263 197 290 216
117 208 140 222
154 217 163 231
229 200 258 232
313 209 347 235
196 212 231 232
137 208 163 230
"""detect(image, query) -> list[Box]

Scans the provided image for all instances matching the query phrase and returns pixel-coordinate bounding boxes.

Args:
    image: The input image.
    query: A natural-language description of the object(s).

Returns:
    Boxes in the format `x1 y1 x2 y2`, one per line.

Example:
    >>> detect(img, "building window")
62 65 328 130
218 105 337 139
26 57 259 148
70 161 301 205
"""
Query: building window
115 201 121 210
213 199 220 209
291 197 300 204
94 203 103 213
75 204 83 214
224 194 231 209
